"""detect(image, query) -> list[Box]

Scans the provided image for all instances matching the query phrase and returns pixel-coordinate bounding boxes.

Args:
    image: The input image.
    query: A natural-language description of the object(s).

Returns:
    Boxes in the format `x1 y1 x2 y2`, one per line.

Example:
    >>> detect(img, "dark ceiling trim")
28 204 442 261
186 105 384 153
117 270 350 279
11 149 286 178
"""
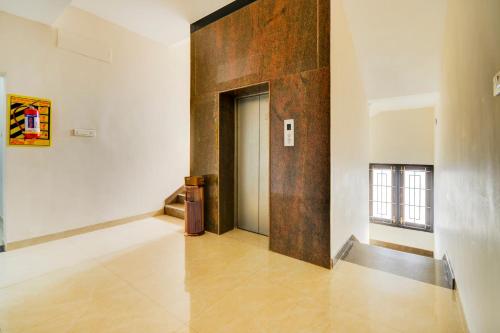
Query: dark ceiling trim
190 0 258 33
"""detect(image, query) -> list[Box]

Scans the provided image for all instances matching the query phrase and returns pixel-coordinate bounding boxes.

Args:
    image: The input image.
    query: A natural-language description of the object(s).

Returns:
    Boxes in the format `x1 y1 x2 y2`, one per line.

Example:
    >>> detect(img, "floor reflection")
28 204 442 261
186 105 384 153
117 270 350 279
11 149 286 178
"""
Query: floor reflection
0 216 466 332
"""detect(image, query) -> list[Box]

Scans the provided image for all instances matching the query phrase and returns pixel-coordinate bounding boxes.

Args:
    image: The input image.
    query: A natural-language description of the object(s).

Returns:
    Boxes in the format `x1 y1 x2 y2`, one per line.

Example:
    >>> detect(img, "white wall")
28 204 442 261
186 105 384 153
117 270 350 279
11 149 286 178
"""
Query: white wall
369 107 435 251
331 0 370 256
369 223 434 252
0 7 190 243
0 75 4 245
0 76 4 219
436 0 500 331
370 107 435 165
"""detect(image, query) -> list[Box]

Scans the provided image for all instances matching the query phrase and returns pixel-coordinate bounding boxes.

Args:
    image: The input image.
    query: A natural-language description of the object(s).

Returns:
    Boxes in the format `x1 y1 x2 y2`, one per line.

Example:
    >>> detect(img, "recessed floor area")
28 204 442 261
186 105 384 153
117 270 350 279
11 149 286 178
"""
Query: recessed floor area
0 216 466 332
344 241 452 289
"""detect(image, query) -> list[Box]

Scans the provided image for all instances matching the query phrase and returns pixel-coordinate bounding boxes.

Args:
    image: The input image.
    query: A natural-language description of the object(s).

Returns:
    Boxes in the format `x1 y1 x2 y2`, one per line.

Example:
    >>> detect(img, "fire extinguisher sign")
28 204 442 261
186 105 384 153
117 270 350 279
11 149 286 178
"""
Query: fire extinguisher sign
6 94 52 147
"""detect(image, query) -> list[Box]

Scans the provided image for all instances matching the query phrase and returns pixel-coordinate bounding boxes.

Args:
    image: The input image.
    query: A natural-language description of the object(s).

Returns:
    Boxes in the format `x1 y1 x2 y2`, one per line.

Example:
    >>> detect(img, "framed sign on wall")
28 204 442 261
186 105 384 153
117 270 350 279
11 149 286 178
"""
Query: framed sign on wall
7 94 52 147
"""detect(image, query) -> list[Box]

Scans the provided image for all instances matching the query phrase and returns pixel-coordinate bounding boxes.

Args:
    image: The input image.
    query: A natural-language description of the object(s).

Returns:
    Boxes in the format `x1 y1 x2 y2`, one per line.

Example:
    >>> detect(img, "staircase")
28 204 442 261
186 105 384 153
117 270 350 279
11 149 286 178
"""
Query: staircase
164 190 185 219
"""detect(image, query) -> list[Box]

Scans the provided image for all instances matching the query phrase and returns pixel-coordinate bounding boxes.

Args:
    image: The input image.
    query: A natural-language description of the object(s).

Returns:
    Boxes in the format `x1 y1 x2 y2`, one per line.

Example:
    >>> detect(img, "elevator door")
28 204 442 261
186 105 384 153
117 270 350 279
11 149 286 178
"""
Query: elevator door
237 94 270 236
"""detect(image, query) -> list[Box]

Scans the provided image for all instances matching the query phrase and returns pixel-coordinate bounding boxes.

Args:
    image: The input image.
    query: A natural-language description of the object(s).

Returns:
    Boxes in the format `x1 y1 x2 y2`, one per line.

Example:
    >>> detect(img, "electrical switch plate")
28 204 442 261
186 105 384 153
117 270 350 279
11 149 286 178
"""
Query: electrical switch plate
73 128 96 137
284 119 294 147
494 71 500 97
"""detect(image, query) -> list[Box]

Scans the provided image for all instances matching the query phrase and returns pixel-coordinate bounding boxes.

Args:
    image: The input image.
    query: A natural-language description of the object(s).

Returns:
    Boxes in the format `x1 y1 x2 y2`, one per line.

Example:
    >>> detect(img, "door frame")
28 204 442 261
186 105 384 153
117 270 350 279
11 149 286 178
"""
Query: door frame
217 82 270 236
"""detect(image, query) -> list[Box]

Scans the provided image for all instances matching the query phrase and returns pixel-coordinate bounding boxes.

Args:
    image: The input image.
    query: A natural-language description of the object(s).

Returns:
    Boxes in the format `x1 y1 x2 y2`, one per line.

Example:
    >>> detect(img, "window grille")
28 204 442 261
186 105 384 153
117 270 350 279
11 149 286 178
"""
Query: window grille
369 164 434 232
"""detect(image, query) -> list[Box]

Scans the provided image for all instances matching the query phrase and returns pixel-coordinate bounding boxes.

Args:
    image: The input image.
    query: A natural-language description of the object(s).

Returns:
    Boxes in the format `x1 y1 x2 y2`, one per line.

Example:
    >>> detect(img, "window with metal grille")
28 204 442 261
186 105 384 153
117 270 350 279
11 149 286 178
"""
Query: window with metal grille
369 164 434 232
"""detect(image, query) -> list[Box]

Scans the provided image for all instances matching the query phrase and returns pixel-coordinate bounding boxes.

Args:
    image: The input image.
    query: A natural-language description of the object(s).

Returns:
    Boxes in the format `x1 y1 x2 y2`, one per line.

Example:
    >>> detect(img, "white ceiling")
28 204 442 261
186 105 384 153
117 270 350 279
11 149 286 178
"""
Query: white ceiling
0 0 71 25
189 0 235 23
0 0 233 45
343 0 447 100
70 0 234 45
71 0 189 46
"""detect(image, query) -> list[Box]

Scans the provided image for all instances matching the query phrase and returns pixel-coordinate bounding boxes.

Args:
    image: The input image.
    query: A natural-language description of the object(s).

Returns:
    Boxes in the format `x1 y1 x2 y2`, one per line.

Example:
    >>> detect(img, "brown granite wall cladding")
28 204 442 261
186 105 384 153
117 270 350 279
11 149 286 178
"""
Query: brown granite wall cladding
269 68 331 268
191 0 331 267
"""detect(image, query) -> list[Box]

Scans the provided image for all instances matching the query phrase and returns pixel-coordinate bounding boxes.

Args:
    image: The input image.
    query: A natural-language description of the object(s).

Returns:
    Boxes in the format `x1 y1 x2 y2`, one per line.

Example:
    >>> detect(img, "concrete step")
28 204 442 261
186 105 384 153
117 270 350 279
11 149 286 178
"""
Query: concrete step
164 202 185 219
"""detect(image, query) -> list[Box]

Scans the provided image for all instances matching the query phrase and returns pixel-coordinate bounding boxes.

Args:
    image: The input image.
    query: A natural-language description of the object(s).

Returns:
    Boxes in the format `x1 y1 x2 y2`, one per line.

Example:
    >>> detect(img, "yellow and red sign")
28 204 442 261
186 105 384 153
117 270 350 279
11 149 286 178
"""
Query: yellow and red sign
7 94 52 147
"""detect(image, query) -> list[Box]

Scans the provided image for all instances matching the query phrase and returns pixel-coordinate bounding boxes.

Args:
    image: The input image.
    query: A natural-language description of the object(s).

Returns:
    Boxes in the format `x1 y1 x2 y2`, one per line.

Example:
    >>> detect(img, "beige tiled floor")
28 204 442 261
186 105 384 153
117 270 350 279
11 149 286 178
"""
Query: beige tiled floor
0 216 466 333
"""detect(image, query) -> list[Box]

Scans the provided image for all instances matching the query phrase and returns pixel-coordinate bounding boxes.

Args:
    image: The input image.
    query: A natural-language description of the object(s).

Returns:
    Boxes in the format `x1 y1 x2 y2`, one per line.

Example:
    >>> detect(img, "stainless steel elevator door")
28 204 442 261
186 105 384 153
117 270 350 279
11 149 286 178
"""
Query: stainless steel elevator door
237 94 270 236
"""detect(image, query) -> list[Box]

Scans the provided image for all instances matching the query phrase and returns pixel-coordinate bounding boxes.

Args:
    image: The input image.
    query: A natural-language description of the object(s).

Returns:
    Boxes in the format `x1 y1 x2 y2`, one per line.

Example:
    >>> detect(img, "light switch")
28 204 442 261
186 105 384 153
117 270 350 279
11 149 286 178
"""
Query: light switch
494 71 500 97
284 119 294 147
73 129 96 137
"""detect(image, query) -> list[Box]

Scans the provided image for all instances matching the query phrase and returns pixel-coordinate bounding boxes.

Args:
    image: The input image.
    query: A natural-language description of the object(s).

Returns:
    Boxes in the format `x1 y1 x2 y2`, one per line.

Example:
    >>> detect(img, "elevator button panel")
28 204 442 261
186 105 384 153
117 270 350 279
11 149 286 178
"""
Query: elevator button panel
284 119 294 147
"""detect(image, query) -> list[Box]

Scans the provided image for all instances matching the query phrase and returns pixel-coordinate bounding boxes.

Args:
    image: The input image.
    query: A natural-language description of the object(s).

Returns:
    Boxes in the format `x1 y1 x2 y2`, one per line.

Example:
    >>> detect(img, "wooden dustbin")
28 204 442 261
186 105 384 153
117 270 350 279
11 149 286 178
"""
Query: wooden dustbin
184 176 205 236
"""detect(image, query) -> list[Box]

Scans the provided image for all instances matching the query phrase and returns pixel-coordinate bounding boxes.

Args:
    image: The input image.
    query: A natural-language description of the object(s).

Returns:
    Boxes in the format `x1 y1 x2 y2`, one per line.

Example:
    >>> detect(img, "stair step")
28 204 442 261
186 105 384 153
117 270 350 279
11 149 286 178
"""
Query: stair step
164 203 185 219
176 193 185 204
343 242 453 289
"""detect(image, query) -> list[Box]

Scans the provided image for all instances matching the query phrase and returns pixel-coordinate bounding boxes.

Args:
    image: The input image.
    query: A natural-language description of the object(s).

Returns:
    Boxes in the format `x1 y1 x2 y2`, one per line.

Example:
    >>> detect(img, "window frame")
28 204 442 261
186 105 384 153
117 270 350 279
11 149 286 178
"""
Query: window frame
369 163 434 233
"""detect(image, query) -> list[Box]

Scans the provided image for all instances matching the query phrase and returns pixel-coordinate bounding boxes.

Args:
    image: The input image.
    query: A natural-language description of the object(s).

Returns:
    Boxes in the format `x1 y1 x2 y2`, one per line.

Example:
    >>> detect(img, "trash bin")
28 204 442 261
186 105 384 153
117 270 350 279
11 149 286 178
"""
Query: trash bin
184 176 204 236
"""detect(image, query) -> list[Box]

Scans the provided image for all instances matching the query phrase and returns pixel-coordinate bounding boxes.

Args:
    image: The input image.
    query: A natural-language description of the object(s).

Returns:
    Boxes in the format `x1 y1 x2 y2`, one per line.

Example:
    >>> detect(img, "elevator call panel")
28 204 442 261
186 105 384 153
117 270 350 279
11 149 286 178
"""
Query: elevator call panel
284 119 294 147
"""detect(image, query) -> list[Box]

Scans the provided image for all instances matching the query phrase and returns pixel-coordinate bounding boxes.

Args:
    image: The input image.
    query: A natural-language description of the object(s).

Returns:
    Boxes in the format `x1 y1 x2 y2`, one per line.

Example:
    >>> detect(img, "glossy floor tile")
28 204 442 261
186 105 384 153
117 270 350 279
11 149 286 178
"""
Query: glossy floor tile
0 216 467 332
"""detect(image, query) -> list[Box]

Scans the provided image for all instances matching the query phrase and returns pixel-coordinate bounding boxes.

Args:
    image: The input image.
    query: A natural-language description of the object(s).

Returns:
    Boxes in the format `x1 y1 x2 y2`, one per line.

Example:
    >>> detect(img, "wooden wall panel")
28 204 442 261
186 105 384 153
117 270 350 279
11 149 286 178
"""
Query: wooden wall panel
191 0 331 267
